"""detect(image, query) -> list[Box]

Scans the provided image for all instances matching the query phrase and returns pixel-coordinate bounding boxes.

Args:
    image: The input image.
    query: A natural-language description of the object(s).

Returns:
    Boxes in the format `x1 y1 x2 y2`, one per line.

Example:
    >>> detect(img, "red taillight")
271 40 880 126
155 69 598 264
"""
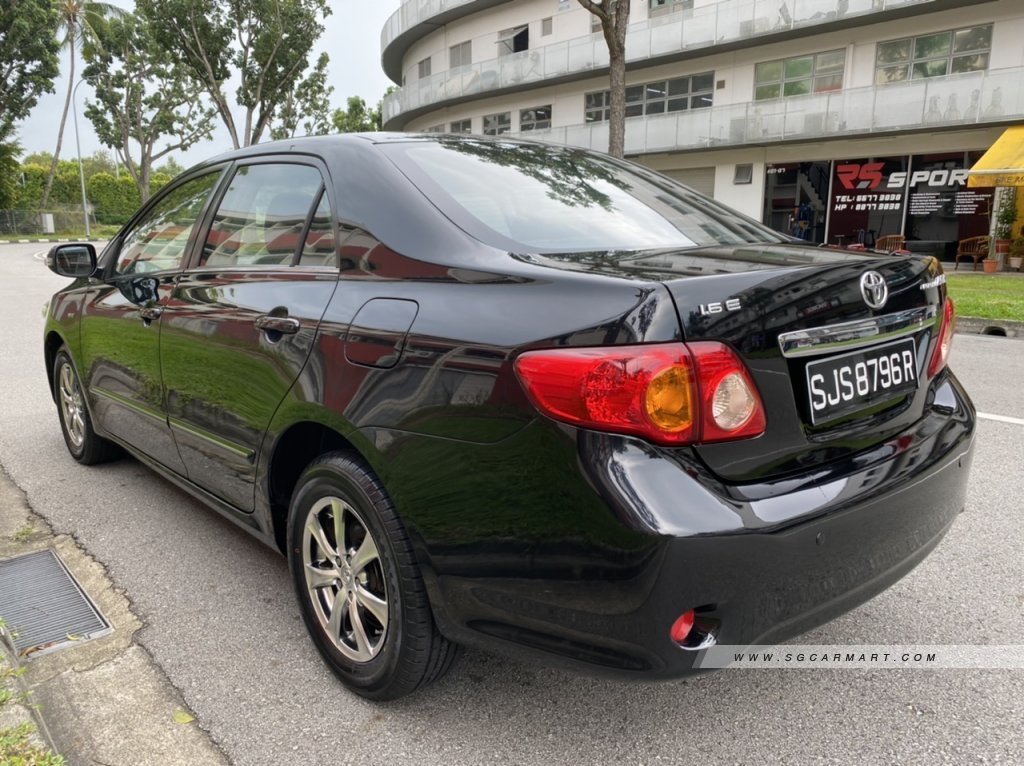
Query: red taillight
928 298 955 378
670 610 696 644
514 342 765 446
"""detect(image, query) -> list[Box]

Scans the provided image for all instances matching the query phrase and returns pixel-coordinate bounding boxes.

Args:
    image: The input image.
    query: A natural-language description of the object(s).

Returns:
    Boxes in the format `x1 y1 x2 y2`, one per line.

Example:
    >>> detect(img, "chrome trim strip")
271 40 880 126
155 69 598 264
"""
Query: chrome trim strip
168 417 254 461
92 386 166 422
778 306 937 358
95 386 255 461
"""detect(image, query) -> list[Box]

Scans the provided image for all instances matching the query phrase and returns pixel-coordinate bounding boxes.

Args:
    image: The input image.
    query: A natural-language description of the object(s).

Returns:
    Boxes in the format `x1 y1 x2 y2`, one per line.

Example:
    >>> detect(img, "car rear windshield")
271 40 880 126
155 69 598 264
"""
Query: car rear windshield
384 138 785 253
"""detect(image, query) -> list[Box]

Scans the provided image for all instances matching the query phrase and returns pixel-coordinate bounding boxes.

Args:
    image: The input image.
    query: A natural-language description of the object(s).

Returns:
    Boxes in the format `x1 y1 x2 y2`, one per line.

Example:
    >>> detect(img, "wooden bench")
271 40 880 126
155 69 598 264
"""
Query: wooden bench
954 236 991 271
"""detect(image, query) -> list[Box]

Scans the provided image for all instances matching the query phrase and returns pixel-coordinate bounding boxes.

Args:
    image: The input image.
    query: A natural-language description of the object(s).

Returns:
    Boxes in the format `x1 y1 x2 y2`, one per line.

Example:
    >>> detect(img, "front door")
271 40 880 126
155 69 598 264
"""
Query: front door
81 171 224 474
159 161 339 511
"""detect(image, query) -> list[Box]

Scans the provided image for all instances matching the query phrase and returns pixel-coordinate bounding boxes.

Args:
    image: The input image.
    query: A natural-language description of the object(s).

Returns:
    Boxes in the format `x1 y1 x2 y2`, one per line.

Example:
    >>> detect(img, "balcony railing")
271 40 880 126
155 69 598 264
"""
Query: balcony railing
383 0 948 126
382 0 482 57
509 67 1023 156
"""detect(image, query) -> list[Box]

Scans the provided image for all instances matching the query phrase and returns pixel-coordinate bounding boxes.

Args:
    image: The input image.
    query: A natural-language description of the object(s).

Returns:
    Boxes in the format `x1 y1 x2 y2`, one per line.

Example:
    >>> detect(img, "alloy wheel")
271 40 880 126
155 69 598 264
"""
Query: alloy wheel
302 496 389 663
58 362 86 449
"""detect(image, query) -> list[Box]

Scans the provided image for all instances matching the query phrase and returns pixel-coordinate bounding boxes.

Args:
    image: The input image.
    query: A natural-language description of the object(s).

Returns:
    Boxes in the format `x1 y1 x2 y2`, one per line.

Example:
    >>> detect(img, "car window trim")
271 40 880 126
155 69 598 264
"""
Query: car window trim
292 185 328 268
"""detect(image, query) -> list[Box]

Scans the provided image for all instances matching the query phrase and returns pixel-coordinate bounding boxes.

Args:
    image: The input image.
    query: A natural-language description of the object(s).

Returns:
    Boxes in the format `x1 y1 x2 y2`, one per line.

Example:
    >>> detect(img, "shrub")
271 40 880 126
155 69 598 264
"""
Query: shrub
87 172 141 225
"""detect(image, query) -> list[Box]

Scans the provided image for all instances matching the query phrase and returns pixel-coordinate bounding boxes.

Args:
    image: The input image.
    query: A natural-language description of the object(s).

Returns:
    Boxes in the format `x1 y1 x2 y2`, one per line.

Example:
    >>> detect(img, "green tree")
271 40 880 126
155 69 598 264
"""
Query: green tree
0 142 20 209
331 95 382 134
270 52 333 140
156 156 185 178
14 163 48 208
40 0 125 207
27 149 116 178
577 0 630 158
0 0 61 143
84 12 215 201
139 0 331 148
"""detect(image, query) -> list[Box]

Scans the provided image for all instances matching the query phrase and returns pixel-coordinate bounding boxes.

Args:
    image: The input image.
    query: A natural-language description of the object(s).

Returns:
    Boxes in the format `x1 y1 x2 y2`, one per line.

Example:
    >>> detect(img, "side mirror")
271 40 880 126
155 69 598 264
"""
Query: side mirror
46 243 97 278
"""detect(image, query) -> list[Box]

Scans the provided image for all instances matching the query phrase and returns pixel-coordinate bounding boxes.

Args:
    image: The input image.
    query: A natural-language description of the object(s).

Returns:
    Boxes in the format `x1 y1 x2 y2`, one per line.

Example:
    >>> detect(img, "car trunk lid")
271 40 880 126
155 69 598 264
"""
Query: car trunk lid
621 244 947 482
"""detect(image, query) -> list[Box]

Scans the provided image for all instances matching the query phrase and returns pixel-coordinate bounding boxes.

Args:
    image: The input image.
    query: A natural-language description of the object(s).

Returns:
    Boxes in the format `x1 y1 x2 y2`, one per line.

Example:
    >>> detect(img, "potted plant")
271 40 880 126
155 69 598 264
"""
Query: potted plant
1010 233 1024 271
994 190 1018 263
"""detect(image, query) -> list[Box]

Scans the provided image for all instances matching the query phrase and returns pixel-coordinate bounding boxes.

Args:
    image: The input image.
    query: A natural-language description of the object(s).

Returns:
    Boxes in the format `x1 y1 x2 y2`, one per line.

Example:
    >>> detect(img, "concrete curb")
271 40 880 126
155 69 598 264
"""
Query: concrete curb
0 467 229 766
956 316 1024 339
0 239 104 245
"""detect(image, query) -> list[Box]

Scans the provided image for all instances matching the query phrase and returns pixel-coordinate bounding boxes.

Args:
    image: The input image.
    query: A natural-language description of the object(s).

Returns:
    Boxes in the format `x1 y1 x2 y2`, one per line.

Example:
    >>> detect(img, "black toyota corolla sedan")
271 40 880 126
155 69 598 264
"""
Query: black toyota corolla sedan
43 134 974 699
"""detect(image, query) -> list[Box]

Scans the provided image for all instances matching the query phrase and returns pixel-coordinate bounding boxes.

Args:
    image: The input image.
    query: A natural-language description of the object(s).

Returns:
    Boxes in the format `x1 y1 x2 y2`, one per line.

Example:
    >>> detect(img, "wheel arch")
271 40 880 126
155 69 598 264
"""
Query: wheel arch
44 330 69 401
264 420 368 554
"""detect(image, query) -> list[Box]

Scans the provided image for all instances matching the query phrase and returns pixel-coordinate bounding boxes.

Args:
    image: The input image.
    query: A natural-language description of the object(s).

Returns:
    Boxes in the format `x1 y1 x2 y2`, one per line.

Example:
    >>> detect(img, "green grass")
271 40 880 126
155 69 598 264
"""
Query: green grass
946 273 1024 322
0 621 65 766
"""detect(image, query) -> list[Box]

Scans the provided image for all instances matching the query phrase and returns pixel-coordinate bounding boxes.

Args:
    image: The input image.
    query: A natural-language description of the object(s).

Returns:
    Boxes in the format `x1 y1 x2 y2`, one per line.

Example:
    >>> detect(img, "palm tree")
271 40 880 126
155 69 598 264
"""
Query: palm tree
40 0 124 208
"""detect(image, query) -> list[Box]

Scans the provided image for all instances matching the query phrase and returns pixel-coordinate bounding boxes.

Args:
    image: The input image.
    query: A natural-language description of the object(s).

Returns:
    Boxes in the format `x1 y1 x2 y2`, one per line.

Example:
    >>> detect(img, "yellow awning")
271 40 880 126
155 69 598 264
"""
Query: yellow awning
968 125 1024 187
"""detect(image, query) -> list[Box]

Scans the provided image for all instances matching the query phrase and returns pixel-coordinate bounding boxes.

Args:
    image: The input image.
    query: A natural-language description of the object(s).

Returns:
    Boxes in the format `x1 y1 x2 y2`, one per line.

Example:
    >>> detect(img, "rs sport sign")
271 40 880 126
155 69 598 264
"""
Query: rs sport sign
836 163 971 191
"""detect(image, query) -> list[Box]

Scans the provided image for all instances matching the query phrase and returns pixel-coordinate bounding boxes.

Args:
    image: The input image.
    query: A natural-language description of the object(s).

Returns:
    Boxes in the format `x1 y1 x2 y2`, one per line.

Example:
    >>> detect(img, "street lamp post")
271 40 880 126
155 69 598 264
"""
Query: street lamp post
71 77 92 238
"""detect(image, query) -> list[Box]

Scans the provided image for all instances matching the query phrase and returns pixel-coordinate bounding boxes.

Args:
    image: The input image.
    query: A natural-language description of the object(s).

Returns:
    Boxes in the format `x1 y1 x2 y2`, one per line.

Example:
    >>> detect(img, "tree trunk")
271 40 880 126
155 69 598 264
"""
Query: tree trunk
578 0 630 159
42 36 76 208
607 45 626 159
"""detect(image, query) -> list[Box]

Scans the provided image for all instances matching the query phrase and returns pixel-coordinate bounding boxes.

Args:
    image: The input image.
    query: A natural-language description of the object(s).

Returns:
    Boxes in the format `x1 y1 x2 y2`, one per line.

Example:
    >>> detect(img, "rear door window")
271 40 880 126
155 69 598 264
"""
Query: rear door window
200 163 324 268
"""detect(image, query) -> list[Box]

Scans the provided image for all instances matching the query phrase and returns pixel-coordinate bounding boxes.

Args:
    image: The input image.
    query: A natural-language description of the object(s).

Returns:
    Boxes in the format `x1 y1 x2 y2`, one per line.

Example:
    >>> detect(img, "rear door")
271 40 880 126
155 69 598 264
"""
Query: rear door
159 159 339 511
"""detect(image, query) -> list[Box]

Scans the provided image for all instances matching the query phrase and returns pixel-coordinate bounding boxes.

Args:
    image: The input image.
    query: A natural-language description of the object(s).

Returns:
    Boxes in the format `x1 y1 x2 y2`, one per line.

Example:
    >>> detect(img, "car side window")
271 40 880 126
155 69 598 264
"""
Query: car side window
200 163 323 268
297 191 337 268
114 172 221 276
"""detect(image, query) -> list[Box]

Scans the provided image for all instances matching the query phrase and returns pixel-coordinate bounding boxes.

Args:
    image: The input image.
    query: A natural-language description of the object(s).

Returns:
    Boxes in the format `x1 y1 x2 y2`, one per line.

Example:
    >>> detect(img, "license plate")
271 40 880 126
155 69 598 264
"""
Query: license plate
805 338 918 424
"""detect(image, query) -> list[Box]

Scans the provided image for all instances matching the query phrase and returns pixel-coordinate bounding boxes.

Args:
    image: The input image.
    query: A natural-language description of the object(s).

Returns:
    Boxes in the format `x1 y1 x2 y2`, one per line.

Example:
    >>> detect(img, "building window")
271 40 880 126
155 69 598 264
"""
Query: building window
498 26 529 56
450 119 472 134
449 41 471 70
585 72 713 122
417 57 432 80
875 24 992 84
541 17 553 36
424 125 444 133
520 106 552 131
649 0 694 15
585 91 611 123
754 49 845 100
483 112 511 135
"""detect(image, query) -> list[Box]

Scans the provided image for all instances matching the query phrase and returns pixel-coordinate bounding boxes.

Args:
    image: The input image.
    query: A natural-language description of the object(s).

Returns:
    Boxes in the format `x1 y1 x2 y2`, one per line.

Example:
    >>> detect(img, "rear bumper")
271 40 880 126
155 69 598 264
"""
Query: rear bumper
424 372 974 677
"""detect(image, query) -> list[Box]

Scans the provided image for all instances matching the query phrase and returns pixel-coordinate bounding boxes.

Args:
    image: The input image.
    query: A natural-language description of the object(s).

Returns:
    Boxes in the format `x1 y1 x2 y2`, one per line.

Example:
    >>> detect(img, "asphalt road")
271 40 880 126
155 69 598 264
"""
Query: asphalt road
1 242 1022 766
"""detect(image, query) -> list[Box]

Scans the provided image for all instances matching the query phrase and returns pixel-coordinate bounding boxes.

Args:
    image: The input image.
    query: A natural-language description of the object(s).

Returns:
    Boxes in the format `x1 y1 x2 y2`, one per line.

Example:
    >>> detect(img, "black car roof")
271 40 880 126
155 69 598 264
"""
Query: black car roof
187 132 564 174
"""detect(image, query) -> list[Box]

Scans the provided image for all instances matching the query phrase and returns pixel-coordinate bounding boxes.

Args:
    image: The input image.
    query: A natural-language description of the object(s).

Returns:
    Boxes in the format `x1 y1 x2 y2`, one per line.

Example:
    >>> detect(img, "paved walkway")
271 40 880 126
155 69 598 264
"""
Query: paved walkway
0 467 229 766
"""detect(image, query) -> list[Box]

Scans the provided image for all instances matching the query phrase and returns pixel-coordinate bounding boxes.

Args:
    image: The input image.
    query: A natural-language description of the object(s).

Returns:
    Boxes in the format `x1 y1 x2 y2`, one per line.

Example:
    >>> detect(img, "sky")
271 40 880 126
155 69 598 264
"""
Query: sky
17 0 398 170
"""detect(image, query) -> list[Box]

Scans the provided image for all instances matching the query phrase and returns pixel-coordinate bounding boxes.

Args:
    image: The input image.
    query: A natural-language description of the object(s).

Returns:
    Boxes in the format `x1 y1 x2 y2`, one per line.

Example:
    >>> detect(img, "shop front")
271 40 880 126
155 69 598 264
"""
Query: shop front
763 152 995 261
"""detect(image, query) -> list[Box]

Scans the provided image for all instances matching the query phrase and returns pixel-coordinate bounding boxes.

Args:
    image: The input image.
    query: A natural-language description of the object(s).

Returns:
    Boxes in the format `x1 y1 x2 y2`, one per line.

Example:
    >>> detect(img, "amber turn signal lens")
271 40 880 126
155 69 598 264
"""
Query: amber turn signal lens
644 365 693 433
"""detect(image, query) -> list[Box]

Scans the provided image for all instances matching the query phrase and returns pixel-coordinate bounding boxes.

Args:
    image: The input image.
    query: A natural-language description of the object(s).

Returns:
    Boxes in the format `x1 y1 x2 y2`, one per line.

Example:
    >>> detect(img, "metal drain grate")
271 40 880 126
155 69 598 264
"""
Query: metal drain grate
0 549 111 657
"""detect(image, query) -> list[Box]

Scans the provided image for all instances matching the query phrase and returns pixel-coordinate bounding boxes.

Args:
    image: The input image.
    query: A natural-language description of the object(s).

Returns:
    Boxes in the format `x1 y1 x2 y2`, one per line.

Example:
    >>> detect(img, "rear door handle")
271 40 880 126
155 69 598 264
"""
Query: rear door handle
255 315 301 335
139 306 164 321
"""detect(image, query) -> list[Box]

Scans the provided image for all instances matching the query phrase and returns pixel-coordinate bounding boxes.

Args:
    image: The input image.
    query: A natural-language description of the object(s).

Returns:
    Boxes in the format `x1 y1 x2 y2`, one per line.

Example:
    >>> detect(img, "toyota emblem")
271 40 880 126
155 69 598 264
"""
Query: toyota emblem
860 271 888 310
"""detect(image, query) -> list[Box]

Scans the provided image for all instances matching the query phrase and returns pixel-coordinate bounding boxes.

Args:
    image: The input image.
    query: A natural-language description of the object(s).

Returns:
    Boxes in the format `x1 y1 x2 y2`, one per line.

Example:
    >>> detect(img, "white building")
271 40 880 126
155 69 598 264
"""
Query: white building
380 0 1024 255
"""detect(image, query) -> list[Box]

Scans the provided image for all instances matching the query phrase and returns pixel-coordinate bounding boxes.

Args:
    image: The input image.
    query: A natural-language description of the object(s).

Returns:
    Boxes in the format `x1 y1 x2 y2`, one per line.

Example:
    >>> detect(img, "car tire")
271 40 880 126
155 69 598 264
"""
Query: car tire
53 348 120 465
287 452 459 700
